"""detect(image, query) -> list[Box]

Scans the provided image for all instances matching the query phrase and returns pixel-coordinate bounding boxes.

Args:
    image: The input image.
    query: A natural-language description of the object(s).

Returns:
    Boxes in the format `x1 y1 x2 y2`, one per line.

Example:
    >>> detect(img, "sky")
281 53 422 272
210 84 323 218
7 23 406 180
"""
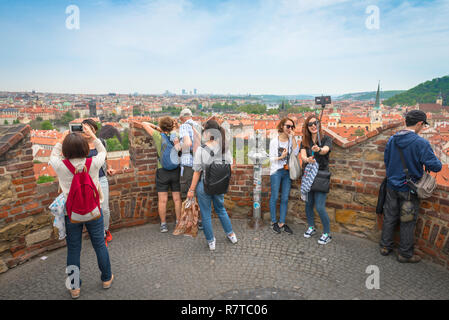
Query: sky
0 0 448 95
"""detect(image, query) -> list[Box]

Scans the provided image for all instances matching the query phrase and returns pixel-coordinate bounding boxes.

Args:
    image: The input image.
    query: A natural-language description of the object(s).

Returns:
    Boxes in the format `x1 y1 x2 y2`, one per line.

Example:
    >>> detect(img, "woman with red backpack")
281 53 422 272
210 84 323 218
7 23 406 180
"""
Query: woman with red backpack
49 124 113 299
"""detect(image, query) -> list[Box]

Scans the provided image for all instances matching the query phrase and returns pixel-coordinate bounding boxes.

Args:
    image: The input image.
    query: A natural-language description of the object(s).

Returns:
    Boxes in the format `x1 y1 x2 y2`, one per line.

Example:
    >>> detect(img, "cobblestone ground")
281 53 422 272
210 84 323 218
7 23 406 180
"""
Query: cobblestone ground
1 220 449 300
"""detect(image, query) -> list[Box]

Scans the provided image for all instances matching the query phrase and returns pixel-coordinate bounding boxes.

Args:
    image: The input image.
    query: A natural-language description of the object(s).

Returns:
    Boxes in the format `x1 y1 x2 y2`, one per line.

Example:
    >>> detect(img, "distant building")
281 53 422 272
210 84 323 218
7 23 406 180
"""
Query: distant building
419 93 449 113
369 81 383 129
89 100 97 117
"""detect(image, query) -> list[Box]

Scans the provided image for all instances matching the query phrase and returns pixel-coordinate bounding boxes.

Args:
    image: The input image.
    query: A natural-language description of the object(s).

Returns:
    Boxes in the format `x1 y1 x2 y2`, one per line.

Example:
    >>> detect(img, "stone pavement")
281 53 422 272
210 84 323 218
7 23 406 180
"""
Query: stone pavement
1 220 449 300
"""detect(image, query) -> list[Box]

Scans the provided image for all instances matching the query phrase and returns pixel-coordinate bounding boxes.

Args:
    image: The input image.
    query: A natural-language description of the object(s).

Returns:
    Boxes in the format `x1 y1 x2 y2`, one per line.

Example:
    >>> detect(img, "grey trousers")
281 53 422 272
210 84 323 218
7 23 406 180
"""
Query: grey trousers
99 176 110 233
380 187 420 258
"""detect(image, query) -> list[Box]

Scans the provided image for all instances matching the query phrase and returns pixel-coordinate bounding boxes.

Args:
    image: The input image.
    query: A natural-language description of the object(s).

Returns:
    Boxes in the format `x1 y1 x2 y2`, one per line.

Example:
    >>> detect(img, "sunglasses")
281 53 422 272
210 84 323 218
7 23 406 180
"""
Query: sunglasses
308 121 318 127
284 125 295 130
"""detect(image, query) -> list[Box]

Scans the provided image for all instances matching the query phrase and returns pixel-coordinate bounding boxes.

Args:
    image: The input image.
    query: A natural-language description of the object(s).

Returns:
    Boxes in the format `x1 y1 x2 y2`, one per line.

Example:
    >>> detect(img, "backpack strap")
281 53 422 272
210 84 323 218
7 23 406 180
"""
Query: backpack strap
62 159 76 175
62 158 92 175
394 139 417 195
394 139 411 181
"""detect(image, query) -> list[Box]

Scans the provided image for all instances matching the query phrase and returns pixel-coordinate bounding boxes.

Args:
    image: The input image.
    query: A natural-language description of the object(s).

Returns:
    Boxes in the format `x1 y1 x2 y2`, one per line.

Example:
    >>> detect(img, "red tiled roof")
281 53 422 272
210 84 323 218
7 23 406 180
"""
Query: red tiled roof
34 163 57 179
107 157 130 171
35 149 52 157
432 164 449 187
31 137 59 146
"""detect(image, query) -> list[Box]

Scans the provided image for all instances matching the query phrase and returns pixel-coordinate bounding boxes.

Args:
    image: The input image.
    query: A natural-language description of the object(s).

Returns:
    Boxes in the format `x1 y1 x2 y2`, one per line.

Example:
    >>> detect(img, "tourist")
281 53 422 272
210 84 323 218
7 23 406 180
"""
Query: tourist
82 119 115 246
178 108 203 229
142 117 182 232
380 110 442 263
300 115 333 244
49 124 113 299
269 117 299 235
187 119 237 251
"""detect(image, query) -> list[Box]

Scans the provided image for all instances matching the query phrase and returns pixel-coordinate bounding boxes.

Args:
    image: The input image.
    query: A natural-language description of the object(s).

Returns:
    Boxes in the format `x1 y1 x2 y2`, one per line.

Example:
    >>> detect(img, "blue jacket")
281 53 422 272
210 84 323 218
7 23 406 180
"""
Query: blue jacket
384 130 442 192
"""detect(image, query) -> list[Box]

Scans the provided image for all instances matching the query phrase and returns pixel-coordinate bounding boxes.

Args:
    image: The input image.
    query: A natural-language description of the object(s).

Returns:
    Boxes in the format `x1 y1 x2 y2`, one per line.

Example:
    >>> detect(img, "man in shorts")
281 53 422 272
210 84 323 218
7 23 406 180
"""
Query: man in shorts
142 118 182 233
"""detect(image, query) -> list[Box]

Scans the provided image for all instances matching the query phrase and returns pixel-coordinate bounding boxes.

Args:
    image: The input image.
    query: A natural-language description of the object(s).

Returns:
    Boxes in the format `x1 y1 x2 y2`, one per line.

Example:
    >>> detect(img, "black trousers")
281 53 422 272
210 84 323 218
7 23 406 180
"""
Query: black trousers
379 187 420 258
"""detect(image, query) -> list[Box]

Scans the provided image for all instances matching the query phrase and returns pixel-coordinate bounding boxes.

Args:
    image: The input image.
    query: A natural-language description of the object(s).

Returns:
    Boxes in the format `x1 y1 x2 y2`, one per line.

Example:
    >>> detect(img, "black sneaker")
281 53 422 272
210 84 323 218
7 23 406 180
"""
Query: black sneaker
272 223 281 234
281 224 293 235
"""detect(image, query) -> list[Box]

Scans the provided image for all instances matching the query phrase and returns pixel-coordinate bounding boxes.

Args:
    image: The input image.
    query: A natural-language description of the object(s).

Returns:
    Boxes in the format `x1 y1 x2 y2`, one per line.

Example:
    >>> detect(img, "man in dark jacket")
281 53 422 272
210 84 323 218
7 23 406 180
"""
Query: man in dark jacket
380 110 442 263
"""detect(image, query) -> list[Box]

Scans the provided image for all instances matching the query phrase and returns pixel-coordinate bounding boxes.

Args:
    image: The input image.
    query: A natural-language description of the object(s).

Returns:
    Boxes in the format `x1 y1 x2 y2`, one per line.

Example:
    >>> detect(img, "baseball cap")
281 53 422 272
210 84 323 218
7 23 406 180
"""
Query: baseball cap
406 110 429 125
180 108 193 117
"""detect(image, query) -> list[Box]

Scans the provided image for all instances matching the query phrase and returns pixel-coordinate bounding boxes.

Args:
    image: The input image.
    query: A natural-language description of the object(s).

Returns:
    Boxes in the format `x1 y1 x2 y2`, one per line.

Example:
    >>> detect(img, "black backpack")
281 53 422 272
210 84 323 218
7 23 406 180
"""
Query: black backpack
202 144 231 195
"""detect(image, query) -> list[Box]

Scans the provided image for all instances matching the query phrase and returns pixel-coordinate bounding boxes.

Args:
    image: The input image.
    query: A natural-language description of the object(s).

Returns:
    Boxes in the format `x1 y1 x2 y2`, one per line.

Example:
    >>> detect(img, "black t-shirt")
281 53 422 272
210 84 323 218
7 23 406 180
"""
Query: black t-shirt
300 135 332 171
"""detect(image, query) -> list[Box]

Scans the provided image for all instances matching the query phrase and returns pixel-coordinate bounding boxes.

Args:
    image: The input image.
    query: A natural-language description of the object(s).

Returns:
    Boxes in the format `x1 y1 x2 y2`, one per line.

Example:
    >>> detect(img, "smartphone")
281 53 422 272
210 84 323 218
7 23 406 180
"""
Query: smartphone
69 123 83 133
278 147 285 157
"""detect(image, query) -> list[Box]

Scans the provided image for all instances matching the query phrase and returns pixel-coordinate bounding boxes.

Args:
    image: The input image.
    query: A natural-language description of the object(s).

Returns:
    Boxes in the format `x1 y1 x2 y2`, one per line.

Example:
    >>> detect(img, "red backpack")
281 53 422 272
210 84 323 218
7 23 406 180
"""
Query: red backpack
63 158 101 223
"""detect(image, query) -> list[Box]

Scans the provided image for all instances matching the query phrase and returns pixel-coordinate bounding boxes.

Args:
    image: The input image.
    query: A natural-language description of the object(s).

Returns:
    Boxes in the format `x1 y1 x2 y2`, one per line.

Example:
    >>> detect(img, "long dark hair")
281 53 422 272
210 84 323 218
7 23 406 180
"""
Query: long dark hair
203 119 227 153
302 114 323 149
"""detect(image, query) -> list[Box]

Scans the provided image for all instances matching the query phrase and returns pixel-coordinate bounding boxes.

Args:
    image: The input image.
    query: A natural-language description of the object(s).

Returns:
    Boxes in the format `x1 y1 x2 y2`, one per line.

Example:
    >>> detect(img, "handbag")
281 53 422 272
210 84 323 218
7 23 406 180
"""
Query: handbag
289 152 301 180
173 198 199 237
310 170 331 193
396 141 437 199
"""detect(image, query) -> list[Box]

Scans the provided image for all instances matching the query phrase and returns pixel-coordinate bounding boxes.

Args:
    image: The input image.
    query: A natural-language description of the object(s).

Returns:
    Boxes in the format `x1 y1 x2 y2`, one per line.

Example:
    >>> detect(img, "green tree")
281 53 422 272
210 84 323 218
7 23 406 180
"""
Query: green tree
121 129 129 150
13 119 20 124
4 120 8 125
106 137 124 152
37 176 55 184
57 111 75 125
36 116 43 122
40 120 54 130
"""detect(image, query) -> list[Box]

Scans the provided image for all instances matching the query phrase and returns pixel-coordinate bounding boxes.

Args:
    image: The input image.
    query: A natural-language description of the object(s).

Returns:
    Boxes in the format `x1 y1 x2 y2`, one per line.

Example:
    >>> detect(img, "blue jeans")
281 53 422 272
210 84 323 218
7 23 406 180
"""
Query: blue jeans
305 191 331 234
270 169 291 224
65 214 112 285
196 180 234 243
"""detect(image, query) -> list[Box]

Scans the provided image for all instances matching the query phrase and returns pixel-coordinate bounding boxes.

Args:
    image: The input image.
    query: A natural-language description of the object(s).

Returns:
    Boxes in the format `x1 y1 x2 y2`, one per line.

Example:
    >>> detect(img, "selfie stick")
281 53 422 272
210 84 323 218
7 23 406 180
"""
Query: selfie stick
316 96 326 146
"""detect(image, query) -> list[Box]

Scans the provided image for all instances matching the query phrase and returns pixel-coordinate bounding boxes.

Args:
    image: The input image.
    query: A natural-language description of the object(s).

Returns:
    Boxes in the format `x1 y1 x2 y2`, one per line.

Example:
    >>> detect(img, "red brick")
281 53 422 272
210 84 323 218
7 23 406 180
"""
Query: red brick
10 206 23 215
421 246 438 258
25 202 39 211
6 161 33 171
422 221 432 241
23 183 36 191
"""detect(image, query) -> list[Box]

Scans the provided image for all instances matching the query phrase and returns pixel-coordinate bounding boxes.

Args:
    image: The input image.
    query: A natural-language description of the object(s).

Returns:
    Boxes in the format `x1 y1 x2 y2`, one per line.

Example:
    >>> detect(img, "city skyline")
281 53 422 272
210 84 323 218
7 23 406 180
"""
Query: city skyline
1 0 449 95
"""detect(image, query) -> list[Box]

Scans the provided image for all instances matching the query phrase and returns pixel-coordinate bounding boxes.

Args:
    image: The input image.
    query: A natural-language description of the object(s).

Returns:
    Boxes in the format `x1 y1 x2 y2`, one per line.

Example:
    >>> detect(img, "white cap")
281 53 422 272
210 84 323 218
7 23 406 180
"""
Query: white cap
180 108 193 117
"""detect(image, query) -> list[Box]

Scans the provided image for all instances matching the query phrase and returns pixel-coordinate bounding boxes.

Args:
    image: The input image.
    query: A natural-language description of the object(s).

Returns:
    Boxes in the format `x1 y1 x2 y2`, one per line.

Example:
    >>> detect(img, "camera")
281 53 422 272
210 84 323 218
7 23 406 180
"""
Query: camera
69 123 83 133
315 96 331 106
278 147 285 157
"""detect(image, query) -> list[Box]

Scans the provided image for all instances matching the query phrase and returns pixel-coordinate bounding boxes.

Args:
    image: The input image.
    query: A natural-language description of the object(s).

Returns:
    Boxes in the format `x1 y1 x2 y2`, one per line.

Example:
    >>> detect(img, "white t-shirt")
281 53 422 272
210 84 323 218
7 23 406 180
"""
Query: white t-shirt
269 136 299 176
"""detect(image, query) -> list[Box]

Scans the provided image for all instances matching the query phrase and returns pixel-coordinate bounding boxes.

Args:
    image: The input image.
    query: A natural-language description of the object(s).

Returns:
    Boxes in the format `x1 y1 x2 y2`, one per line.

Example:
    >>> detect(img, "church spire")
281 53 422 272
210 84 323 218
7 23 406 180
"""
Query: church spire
374 81 381 110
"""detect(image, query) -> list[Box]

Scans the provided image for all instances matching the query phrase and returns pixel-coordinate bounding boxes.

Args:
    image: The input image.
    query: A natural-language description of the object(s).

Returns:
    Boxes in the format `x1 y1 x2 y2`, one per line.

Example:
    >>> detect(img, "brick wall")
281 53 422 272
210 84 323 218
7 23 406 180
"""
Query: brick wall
1 122 448 274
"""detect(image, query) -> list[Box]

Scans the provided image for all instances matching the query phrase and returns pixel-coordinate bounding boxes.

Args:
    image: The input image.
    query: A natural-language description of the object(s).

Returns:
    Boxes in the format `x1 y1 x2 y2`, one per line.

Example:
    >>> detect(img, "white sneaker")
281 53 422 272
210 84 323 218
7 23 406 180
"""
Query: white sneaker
318 233 332 245
208 238 216 251
227 233 238 244
304 226 317 238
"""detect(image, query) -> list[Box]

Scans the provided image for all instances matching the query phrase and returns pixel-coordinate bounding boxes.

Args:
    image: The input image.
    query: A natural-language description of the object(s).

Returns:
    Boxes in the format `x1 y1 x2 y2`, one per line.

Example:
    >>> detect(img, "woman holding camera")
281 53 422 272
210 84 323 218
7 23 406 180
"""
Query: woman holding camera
269 117 299 235
300 115 332 245
49 124 113 299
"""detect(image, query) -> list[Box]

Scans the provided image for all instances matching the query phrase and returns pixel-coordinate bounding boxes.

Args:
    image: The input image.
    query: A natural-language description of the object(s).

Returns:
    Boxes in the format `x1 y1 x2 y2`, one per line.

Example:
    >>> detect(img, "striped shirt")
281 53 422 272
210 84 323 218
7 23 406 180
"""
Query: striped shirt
179 119 196 167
